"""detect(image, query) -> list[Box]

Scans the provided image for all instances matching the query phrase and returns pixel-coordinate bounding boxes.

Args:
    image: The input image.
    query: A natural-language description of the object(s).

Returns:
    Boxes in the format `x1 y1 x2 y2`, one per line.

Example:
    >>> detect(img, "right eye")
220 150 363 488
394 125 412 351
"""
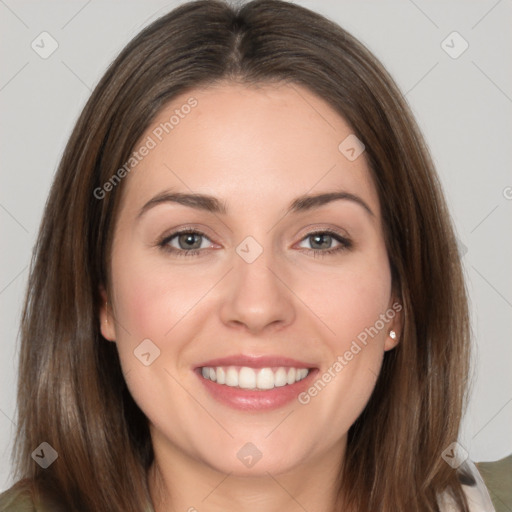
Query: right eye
158 229 215 257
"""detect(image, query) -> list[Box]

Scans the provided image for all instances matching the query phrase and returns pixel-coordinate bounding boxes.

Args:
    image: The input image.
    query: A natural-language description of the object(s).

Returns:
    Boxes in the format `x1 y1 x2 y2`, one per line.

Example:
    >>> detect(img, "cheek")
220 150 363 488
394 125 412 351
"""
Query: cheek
296 253 393 428
108 250 205 431
304 254 392 348
110 248 211 340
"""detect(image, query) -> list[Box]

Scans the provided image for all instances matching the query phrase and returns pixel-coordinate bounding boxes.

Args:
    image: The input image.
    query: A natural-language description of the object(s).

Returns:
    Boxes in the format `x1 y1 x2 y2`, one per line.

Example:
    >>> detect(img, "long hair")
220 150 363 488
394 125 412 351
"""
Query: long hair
10 1 471 510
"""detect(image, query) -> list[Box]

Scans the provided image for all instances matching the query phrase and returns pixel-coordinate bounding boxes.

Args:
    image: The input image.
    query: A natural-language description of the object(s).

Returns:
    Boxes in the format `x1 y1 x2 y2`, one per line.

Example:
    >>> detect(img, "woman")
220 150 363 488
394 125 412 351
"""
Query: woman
0 0 500 510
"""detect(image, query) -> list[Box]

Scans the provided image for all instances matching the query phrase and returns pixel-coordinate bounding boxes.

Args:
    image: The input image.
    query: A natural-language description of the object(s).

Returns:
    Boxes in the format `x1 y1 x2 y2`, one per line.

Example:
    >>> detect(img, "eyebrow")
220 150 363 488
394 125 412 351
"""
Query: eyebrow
136 189 374 220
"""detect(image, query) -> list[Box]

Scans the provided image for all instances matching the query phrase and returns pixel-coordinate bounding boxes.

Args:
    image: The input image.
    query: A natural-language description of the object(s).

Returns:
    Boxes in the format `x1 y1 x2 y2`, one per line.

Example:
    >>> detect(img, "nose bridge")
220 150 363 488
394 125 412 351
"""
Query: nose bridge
219 234 295 332
235 235 276 287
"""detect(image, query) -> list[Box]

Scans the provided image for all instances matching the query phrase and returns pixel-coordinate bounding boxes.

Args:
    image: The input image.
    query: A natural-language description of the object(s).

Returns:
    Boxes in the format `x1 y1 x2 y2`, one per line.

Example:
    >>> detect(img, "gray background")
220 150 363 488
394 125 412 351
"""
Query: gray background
1 0 511 492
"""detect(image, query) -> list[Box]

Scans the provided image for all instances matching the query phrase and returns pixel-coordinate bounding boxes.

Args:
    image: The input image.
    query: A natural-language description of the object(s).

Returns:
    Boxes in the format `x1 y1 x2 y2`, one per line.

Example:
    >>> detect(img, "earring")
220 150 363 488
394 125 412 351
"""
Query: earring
389 330 397 340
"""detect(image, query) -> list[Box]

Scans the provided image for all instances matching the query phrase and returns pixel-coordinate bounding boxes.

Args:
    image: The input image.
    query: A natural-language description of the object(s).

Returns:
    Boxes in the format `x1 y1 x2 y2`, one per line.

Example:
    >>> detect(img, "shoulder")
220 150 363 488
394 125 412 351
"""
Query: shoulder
0 480 37 512
476 454 512 512
0 480 66 512
439 455 512 512
436 459 493 512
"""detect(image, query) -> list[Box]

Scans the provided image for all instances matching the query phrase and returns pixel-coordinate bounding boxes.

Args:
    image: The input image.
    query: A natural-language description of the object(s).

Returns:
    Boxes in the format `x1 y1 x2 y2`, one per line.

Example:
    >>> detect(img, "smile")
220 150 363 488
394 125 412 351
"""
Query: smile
200 366 310 390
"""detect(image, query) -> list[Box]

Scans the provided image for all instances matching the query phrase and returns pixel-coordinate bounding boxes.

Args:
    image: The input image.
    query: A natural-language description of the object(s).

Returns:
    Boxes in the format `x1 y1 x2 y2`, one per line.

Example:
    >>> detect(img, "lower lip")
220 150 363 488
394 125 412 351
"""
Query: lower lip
195 368 319 411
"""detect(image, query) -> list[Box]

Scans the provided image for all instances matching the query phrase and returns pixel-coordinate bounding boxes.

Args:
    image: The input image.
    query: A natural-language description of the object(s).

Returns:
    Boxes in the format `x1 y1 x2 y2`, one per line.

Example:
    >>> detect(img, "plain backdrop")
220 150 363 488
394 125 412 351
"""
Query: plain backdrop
1 0 511 492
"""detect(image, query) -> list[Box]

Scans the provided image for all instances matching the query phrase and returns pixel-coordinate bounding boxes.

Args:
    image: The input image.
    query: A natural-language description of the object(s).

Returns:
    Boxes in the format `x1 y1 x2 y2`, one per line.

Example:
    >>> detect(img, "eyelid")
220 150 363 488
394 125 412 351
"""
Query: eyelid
157 224 218 243
292 223 351 243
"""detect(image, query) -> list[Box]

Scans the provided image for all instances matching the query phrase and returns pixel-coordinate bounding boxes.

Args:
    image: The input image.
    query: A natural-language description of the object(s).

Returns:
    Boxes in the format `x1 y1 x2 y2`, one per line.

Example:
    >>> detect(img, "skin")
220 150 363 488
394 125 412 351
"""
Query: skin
99 81 401 512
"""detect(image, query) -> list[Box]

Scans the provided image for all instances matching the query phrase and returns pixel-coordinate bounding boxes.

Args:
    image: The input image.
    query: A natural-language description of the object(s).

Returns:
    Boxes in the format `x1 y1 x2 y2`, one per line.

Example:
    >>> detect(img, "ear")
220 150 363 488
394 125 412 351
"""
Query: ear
99 285 117 342
384 295 403 352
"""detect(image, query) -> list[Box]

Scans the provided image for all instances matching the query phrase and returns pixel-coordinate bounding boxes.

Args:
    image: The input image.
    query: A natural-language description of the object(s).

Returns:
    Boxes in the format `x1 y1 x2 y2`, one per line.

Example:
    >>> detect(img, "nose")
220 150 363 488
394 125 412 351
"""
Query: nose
219 243 296 334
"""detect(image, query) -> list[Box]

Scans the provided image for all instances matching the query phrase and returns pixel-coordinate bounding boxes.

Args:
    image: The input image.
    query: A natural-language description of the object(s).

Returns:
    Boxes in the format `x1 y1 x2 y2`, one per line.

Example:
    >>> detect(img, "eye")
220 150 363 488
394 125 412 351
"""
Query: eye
158 229 214 257
157 228 352 258
297 231 352 257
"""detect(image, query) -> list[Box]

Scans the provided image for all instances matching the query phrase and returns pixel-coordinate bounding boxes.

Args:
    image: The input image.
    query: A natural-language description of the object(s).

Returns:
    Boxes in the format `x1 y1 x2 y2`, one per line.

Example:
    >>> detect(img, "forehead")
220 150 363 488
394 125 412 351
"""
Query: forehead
116 81 379 220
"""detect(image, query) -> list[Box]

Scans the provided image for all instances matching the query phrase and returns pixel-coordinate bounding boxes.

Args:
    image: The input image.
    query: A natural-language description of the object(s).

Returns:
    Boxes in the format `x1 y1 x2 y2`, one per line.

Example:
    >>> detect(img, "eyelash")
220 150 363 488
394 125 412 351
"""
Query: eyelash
157 228 352 258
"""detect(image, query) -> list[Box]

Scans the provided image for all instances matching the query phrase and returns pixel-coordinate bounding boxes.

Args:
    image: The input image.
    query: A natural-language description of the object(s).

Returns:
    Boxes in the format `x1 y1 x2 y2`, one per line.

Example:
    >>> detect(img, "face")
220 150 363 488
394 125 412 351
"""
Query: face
99 81 401 477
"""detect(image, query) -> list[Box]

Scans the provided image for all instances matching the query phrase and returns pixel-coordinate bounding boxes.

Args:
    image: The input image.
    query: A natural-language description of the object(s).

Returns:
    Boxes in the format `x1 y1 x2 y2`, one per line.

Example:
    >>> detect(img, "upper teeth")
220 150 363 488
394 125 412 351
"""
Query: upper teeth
201 366 309 390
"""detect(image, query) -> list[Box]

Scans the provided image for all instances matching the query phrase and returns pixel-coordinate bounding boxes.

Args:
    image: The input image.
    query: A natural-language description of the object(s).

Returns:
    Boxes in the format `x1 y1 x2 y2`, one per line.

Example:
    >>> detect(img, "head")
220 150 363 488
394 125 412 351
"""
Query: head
14 1 471 511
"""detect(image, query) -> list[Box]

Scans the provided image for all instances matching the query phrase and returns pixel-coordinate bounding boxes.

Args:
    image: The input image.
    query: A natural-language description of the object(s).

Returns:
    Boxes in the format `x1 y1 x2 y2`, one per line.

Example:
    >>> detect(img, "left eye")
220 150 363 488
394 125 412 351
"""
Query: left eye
298 232 341 250
297 231 351 254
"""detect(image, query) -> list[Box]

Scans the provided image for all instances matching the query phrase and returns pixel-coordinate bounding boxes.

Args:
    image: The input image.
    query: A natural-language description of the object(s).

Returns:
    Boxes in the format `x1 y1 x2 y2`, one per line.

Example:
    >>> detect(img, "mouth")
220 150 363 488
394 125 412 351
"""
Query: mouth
194 355 318 411
199 365 311 390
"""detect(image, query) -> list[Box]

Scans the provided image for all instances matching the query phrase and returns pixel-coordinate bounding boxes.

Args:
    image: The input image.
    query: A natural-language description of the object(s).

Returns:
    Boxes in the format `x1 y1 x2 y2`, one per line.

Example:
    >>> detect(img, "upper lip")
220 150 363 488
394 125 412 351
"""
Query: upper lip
195 355 316 369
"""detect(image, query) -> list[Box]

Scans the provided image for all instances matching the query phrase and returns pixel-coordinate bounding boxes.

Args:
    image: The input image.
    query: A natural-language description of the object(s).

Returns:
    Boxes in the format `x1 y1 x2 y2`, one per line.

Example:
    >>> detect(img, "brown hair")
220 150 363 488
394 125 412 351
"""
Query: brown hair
10 0 471 510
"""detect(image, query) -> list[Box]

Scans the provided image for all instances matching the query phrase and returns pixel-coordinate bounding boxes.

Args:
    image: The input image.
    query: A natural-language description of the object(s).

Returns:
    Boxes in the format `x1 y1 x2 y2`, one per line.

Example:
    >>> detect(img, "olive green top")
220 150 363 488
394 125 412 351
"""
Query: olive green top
475 455 512 512
1 455 510 511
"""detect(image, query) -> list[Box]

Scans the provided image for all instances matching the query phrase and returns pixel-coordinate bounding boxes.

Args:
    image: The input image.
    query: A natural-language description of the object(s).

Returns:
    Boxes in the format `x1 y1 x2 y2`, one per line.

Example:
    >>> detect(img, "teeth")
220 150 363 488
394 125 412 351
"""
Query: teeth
274 367 287 387
257 368 274 390
239 367 256 389
200 366 310 390
226 367 238 386
216 366 226 384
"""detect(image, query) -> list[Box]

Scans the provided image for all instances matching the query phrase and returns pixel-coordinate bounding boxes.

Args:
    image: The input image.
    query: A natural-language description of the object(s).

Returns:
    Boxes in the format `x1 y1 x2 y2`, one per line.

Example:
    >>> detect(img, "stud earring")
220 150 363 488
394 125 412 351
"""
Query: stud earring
389 330 397 340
